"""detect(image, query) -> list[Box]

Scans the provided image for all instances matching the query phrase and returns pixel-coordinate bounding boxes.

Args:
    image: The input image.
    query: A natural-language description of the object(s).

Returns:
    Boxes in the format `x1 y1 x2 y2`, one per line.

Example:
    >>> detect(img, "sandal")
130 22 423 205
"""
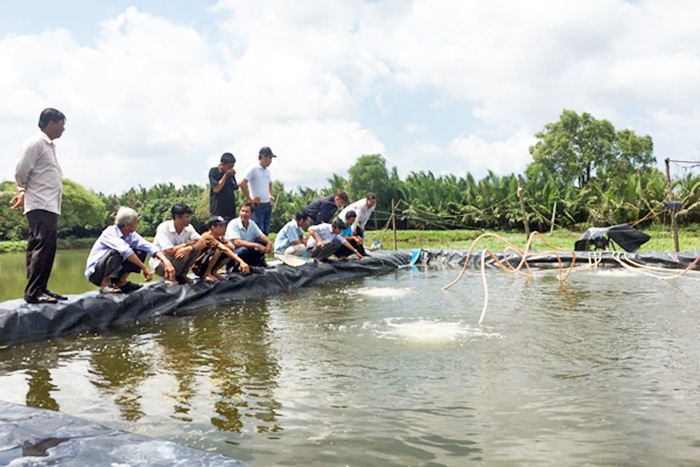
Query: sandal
44 290 68 300
100 285 123 294
26 294 58 304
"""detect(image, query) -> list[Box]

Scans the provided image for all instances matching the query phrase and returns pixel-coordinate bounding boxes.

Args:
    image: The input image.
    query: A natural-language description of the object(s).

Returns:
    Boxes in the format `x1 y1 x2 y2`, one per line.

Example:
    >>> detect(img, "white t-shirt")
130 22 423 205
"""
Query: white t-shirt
149 220 201 269
242 164 271 203
307 223 347 249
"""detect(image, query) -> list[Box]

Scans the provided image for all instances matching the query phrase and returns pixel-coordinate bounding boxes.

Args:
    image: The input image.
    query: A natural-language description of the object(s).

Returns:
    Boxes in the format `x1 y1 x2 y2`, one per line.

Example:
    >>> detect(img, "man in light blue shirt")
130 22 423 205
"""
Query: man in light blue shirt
274 210 310 256
225 201 273 267
85 207 174 293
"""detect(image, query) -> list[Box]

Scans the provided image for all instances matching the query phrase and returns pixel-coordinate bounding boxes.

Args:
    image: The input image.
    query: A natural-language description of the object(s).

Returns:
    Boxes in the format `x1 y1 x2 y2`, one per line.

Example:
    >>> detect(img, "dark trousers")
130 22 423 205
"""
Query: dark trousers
24 209 58 301
309 238 343 261
88 249 147 286
336 238 367 257
234 240 267 267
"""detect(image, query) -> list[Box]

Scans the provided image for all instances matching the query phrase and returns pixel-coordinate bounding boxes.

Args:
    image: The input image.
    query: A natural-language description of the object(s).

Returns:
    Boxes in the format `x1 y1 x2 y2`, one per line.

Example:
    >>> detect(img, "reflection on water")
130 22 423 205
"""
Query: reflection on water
1 267 700 465
0 249 101 301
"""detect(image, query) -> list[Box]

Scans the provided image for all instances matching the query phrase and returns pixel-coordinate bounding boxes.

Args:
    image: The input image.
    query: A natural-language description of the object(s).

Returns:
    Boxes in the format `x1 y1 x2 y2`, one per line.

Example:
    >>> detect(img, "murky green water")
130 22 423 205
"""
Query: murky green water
0 250 101 301
1 265 700 465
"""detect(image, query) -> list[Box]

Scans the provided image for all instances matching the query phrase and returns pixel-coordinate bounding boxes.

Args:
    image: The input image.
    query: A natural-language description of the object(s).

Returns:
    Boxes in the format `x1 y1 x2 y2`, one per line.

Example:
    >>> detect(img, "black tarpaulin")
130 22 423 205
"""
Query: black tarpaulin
574 224 651 252
0 250 413 347
417 248 700 270
0 400 244 466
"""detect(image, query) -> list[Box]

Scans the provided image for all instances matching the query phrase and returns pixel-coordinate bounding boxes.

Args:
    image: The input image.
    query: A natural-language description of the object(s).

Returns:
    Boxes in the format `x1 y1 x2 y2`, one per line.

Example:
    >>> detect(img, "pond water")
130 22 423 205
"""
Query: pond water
1 265 700 465
0 250 100 301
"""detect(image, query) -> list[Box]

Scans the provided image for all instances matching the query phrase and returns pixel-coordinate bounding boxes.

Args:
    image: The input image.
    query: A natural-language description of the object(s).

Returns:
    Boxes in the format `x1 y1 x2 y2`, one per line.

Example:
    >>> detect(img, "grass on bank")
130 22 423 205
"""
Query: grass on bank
364 225 700 252
1 225 699 254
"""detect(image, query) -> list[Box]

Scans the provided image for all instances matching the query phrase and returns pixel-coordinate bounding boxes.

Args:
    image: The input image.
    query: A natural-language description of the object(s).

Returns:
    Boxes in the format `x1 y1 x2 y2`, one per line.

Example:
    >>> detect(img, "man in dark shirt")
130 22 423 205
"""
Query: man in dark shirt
208 152 239 222
304 189 349 225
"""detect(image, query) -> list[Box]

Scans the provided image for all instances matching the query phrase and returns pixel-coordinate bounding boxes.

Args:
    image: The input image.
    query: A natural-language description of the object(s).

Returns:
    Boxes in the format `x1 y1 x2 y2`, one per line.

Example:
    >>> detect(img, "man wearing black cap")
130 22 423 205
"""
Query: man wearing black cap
239 146 276 235
208 152 239 222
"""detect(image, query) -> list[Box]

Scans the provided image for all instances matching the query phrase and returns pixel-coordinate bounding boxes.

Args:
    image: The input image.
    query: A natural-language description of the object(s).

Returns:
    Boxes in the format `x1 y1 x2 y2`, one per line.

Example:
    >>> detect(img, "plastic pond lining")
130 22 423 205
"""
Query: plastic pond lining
2 248 699 348
0 400 244 466
0 250 413 347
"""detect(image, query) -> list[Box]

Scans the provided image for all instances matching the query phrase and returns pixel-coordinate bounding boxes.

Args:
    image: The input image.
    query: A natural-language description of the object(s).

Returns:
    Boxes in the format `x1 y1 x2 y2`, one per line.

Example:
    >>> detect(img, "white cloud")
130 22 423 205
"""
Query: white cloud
3 0 700 197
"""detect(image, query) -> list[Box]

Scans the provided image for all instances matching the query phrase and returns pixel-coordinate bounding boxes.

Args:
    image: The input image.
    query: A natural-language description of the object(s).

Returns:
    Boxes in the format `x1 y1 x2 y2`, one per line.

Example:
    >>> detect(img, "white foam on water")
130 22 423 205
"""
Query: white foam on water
591 269 642 278
351 287 413 298
371 318 502 343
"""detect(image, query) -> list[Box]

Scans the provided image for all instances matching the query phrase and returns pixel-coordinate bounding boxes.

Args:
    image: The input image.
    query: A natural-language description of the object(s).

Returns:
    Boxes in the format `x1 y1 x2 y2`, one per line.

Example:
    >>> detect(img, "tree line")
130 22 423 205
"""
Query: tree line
1 109 697 242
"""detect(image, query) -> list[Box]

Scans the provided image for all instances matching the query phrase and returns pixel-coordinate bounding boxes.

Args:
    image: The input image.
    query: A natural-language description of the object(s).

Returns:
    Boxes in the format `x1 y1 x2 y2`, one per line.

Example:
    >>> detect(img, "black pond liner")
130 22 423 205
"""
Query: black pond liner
418 248 700 270
3 248 699 348
0 400 245 466
0 250 414 347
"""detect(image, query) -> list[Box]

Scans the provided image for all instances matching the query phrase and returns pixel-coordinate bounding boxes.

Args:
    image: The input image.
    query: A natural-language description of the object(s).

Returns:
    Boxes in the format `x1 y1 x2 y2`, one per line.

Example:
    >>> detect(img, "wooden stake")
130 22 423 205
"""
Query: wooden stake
517 174 530 239
665 158 680 252
391 198 397 250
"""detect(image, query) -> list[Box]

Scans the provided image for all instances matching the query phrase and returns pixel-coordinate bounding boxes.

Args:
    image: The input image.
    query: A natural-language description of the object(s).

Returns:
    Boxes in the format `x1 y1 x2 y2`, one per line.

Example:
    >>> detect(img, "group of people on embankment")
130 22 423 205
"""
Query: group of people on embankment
10 108 377 304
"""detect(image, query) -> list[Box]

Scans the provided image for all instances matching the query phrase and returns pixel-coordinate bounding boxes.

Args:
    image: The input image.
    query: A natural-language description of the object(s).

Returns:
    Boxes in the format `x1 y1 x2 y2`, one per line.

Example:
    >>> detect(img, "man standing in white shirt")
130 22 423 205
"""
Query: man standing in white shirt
11 108 67 304
150 203 206 284
239 146 276 235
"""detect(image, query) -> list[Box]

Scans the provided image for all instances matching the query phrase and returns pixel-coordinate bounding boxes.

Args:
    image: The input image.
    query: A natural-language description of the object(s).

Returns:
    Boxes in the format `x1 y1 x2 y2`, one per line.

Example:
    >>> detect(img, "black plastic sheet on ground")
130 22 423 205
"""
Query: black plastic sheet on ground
0 400 244 466
418 248 700 270
0 250 413 347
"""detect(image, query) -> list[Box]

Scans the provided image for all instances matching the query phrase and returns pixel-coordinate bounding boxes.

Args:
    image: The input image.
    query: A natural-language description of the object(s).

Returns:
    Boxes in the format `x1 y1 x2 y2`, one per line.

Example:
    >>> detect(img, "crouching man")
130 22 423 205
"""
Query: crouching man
274 210 310 256
307 219 363 261
336 210 368 258
193 216 250 281
225 201 272 267
85 206 175 293
150 203 206 284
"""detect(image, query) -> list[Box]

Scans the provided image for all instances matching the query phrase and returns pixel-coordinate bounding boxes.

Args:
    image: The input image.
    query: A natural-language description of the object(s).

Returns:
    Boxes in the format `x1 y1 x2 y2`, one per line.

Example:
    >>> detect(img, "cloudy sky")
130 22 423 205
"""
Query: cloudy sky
1 0 699 195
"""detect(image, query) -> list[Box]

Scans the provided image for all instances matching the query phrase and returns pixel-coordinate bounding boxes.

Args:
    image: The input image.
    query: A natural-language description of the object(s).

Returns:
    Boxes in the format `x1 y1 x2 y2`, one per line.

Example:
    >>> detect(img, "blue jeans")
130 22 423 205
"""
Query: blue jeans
234 239 268 267
252 204 272 235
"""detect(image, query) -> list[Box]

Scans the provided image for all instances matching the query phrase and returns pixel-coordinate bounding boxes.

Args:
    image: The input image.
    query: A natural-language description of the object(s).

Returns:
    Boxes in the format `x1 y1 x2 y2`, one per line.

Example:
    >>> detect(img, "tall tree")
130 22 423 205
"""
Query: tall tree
528 110 655 189
346 154 402 227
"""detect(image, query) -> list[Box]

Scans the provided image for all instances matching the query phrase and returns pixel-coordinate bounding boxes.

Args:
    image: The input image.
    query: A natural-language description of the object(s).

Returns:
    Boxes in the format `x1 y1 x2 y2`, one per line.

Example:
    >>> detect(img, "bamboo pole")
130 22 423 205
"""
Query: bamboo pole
550 201 557 235
517 174 530 240
665 158 680 252
391 198 397 250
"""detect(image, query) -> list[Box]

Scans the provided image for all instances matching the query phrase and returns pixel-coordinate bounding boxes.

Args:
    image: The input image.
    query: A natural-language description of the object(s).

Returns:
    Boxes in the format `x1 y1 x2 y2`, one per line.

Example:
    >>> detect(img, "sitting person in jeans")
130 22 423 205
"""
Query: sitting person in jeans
193 216 250 281
225 201 273 267
84 206 175 293
307 219 363 261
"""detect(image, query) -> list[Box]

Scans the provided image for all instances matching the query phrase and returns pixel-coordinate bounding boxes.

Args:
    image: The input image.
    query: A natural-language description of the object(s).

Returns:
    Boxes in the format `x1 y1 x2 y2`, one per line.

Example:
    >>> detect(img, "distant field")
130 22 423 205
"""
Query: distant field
2 225 700 254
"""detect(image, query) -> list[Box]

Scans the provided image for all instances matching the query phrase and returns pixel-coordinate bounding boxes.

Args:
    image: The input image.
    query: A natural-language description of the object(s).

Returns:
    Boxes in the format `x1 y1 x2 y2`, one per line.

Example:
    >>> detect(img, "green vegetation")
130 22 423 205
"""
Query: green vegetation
1 109 698 252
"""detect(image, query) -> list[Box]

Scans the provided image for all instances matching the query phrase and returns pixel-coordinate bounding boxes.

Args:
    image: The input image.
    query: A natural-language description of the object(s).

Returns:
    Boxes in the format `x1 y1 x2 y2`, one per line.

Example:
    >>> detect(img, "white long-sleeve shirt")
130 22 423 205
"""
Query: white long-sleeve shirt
15 131 63 215
338 198 375 231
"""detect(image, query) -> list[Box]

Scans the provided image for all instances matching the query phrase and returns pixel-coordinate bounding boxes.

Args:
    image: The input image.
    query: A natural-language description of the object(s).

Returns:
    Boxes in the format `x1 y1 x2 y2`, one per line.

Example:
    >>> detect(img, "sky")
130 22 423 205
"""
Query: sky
1 0 700 196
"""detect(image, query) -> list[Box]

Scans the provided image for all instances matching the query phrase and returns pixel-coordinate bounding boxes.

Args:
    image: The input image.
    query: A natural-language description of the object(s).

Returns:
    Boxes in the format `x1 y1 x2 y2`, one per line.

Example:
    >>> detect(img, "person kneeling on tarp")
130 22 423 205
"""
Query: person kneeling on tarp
336 210 368 258
225 201 273 267
150 203 206 285
85 206 175 294
307 219 363 261
192 216 250 281
274 210 310 256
